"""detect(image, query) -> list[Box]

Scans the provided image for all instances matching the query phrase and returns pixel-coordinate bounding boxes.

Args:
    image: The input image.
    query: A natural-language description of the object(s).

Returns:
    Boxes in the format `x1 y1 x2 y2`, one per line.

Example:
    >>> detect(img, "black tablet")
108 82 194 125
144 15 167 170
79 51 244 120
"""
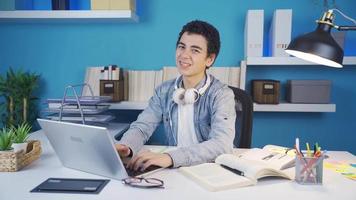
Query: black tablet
31 178 110 194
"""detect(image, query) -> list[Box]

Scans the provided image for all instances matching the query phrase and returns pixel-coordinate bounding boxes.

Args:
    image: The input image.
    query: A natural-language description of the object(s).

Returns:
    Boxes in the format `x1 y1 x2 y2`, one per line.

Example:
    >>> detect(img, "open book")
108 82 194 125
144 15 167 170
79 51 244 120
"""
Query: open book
179 145 295 192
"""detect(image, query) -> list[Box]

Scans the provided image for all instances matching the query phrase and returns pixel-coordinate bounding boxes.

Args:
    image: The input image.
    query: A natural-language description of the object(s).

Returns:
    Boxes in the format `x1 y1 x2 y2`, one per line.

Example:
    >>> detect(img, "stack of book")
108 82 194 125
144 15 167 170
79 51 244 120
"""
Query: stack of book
82 66 241 103
161 66 240 87
127 70 163 102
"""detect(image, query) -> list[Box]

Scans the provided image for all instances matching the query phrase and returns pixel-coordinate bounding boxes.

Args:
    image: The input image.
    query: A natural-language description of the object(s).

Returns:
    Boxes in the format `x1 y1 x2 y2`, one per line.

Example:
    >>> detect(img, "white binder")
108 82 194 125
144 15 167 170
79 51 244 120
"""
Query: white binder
244 10 264 58
269 9 293 57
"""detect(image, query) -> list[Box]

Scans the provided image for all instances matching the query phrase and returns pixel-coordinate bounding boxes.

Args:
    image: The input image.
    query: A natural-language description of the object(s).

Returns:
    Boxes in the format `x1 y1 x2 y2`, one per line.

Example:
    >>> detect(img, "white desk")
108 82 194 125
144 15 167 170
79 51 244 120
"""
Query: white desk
1 130 355 200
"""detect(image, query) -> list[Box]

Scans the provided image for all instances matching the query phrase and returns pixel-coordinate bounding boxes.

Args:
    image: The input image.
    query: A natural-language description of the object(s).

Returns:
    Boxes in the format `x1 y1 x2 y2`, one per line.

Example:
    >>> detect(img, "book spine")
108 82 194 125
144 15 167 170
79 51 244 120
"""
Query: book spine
91 0 110 10
109 0 135 11
15 0 33 10
123 70 129 101
112 65 120 80
52 0 69 10
108 65 112 80
103 66 109 80
69 0 90 10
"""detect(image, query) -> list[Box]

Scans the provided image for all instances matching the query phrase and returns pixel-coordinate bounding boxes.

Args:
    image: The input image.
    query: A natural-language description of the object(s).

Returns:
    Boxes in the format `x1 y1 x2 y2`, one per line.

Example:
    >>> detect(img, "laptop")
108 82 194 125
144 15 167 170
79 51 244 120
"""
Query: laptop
37 118 161 180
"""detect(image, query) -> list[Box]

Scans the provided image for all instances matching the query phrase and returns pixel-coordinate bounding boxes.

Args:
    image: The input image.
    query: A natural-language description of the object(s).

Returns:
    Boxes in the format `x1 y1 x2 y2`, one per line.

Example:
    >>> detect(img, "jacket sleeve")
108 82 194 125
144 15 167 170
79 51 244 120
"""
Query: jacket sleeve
117 86 163 156
166 86 236 167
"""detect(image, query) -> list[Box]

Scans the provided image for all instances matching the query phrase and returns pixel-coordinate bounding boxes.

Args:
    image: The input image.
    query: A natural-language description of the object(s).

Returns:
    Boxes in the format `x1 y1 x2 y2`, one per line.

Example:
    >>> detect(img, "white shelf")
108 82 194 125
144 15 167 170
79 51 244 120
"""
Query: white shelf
246 56 356 66
108 101 336 112
109 101 148 110
0 10 138 22
242 56 349 112
253 103 336 112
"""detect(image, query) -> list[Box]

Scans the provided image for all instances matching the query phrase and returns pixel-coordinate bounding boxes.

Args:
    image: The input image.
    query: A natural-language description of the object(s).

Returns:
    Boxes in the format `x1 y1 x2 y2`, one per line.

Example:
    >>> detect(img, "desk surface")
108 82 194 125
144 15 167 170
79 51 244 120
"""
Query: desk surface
1 129 355 200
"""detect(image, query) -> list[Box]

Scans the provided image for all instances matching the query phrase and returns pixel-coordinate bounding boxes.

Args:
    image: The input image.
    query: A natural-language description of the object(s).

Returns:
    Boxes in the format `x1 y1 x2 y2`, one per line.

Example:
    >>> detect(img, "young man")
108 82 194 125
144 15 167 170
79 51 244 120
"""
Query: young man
116 20 236 171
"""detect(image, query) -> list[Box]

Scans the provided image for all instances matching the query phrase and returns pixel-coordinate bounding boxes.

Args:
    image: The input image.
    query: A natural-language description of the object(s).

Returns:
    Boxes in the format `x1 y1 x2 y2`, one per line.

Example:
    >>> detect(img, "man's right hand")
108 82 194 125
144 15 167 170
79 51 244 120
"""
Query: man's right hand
115 144 131 158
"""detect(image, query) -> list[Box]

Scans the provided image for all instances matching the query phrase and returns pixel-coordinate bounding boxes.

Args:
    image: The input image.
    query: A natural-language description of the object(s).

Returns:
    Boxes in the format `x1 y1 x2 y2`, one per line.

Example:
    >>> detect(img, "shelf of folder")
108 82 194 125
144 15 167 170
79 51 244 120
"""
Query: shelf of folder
246 56 356 66
253 103 336 112
0 10 138 22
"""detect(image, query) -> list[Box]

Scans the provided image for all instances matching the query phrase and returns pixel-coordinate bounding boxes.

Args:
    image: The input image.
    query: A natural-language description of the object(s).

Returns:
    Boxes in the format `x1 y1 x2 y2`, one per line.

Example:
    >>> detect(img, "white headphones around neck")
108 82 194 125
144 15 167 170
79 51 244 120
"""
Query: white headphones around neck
172 74 211 105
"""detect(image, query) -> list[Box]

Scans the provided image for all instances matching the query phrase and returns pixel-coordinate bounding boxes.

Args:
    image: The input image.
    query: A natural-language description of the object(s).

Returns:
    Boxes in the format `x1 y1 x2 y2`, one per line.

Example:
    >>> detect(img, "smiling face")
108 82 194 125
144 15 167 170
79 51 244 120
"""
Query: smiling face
175 32 216 82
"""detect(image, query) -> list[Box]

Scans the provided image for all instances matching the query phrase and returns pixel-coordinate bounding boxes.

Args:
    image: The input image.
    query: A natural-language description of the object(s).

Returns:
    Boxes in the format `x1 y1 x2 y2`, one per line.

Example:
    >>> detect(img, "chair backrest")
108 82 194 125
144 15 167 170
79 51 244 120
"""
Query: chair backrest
228 86 253 148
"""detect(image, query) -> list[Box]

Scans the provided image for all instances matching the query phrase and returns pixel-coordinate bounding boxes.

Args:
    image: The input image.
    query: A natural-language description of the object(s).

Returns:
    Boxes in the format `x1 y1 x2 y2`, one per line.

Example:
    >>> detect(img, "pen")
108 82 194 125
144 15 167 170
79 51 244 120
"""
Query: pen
306 142 311 157
295 138 300 154
314 142 319 155
220 164 244 176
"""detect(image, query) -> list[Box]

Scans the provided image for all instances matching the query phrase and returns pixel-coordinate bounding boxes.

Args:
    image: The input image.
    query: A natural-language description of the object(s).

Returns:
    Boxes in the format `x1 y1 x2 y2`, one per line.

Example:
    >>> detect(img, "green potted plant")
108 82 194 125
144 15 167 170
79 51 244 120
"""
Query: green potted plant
11 122 32 153
0 127 14 152
0 67 40 128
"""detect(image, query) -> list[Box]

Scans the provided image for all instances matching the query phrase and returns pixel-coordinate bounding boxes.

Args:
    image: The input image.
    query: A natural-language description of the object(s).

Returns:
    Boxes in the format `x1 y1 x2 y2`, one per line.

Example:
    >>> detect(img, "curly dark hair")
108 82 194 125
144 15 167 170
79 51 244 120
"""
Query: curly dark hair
176 20 221 60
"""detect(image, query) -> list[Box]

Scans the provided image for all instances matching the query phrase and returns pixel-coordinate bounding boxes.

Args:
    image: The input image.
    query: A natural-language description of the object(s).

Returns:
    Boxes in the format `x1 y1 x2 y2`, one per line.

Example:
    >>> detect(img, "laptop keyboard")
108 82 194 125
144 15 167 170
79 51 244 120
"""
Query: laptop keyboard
125 165 162 177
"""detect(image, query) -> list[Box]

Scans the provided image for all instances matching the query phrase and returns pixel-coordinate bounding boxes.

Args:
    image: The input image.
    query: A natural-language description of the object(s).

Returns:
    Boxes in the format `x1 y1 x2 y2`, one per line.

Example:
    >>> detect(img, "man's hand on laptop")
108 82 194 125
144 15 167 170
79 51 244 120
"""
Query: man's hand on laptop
127 151 173 171
115 144 132 157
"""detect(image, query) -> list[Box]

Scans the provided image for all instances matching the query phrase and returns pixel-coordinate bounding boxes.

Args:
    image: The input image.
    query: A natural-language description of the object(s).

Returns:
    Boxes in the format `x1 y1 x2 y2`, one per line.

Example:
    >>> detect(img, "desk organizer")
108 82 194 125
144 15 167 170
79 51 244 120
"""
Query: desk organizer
295 155 324 184
43 83 113 124
0 140 42 172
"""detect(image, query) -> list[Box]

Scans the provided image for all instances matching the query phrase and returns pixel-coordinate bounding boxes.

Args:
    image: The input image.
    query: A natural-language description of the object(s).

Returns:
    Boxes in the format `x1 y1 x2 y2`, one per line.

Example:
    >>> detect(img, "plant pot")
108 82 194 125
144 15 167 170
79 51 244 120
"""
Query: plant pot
11 143 28 153
0 147 14 153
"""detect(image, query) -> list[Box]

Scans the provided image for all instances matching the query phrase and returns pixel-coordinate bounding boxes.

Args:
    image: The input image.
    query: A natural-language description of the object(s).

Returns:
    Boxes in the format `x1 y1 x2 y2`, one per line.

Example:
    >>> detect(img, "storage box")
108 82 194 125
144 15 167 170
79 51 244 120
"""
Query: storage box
100 80 124 102
286 80 331 103
251 80 280 104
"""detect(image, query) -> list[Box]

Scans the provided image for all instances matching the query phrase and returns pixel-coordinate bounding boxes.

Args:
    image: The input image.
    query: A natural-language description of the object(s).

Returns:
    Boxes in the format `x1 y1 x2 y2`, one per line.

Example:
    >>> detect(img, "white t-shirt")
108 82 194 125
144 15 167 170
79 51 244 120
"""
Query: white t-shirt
177 103 199 147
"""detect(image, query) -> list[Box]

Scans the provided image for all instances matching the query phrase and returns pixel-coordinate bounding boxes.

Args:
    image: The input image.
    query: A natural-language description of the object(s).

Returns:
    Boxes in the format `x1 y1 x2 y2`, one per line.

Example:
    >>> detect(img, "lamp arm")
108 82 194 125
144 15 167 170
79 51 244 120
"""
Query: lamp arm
330 9 356 25
321 9 356 31
336 26 356 31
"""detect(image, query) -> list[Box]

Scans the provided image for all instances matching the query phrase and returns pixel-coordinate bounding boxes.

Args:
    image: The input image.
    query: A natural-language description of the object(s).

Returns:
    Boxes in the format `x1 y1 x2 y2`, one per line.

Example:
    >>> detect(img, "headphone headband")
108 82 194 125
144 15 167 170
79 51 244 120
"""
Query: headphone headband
173 74 211 105
174 74 211 95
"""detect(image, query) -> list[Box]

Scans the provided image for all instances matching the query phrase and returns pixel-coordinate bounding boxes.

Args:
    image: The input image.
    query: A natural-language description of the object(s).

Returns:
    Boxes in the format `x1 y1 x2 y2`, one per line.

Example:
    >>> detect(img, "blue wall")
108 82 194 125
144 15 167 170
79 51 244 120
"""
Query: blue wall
1 0 355 153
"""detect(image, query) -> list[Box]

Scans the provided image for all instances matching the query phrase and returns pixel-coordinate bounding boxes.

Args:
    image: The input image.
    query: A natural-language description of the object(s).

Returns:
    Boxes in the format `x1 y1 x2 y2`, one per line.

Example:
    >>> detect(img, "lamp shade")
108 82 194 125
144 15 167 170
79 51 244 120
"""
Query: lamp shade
285 23 344 68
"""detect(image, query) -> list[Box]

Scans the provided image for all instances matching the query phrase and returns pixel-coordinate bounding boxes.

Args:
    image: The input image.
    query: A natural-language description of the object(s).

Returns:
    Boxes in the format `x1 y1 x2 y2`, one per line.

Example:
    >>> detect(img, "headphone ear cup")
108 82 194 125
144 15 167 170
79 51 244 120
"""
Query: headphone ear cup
184 89 199 104
173 88 186 105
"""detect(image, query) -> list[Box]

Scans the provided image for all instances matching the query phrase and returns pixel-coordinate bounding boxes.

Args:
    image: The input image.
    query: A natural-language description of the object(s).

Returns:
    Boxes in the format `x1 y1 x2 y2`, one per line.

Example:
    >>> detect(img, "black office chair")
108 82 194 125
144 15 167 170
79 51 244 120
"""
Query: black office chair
228 86 254 148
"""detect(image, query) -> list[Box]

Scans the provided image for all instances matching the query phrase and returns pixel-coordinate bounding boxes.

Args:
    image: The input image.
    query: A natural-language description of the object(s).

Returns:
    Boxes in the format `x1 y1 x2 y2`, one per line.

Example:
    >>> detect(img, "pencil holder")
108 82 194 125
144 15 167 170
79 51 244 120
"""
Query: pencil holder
295 155 324 184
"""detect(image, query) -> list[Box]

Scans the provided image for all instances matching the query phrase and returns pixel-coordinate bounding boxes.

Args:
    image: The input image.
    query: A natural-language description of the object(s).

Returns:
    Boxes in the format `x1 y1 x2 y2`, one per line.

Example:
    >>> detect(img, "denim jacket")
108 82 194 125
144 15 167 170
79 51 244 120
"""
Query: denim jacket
118 74 236 167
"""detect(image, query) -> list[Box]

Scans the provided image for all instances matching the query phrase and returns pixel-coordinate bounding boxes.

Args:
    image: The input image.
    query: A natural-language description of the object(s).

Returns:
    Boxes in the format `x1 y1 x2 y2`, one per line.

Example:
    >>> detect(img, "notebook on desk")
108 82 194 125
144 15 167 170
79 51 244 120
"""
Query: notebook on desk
37 119 162 180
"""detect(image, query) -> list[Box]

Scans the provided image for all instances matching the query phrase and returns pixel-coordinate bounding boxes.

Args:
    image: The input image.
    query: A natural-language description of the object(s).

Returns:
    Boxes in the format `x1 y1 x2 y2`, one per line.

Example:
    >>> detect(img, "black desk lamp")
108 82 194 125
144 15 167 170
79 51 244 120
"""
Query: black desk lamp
285 9 356 68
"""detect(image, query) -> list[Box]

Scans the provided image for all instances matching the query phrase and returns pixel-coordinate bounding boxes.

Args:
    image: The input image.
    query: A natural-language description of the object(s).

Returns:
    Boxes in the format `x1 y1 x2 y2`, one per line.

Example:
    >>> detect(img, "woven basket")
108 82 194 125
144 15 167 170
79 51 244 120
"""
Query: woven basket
0 140 42 172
